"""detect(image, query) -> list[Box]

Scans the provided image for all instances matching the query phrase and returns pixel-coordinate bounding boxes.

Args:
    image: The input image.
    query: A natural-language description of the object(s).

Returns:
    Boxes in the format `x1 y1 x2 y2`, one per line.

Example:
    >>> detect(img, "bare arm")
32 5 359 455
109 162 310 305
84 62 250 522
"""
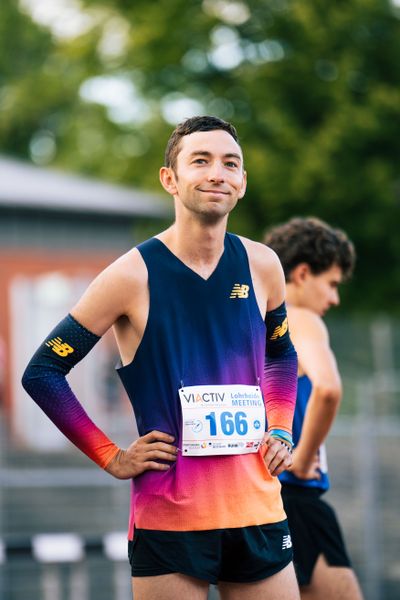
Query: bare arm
288 307 342 478
240 237 286 317
70 249 146 339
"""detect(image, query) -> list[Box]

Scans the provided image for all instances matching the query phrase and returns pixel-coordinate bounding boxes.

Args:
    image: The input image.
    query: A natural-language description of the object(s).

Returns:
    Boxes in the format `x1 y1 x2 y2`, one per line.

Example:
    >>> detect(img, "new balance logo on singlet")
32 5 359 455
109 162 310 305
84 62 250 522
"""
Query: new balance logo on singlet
230 284 249 299
45 337 75 357
282 534 292 550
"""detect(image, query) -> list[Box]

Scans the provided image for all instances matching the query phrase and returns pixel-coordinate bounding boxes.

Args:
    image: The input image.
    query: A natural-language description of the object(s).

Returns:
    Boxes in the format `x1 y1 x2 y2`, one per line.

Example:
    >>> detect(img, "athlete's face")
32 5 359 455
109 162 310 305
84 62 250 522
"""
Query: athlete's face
160 130 247 222
296 264 342 316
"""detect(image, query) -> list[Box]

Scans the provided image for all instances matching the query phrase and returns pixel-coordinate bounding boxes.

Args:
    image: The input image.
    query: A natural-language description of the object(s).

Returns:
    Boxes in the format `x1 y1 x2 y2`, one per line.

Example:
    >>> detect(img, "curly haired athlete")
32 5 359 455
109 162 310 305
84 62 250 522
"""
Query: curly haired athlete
265 217 363 600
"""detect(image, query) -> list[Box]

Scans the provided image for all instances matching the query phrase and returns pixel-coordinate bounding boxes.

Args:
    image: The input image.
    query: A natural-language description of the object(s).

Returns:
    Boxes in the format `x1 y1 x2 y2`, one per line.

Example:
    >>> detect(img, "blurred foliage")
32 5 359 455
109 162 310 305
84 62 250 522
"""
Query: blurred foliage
1 0 400 312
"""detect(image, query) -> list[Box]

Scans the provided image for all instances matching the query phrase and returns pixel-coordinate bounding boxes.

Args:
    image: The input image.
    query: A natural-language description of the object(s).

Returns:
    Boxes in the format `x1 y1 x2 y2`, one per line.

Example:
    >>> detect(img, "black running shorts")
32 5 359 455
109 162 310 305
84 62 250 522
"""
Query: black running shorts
281 485 352 586
128 519 293 584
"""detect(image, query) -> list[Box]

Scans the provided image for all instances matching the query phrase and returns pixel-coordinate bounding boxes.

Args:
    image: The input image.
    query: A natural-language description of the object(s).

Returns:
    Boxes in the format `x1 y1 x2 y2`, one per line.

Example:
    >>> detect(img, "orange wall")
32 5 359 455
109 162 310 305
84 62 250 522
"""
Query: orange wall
0 249 119 416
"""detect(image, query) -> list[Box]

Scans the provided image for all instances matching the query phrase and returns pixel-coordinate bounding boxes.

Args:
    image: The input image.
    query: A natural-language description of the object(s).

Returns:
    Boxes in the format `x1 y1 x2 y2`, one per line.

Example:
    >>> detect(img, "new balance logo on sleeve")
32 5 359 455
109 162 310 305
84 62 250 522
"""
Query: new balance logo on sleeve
270 317 288 340
282 534 292 550
45 337 75 357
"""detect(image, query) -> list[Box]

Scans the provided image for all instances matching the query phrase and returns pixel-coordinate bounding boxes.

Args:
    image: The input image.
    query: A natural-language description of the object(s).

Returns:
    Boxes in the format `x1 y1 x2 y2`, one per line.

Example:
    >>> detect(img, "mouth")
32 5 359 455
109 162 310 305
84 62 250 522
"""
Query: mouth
198 189 229 196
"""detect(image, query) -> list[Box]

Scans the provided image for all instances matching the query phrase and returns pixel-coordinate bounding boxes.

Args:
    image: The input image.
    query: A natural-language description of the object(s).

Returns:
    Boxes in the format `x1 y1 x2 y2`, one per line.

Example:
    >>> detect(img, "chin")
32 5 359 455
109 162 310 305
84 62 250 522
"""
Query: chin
201 204 231 219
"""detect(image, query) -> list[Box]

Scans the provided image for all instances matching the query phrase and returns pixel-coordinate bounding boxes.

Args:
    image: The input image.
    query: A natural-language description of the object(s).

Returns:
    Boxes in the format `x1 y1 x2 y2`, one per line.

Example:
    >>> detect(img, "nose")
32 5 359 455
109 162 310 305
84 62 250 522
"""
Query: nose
331 289 340 307
207 161 225 183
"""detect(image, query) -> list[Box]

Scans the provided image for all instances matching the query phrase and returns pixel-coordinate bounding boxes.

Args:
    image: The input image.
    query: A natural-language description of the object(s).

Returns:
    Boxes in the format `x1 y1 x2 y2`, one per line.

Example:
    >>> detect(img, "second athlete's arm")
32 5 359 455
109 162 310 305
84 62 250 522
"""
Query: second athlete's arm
288 307 341 478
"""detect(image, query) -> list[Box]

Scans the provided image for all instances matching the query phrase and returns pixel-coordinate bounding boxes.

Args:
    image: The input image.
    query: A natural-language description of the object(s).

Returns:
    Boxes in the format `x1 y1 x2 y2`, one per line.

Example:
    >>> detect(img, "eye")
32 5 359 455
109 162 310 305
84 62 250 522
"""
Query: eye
192 158 207 164
225 161 239 168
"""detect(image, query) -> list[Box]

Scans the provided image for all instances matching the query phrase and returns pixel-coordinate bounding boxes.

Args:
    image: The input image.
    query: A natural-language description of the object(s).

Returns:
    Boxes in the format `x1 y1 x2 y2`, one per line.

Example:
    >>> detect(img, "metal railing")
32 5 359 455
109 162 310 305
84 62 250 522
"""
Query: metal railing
1 373 399 600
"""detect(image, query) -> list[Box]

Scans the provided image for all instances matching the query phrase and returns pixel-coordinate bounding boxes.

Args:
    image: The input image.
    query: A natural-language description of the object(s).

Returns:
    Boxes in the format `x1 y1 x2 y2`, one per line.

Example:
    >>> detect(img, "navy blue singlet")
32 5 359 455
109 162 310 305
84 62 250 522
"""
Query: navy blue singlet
116 233 286 535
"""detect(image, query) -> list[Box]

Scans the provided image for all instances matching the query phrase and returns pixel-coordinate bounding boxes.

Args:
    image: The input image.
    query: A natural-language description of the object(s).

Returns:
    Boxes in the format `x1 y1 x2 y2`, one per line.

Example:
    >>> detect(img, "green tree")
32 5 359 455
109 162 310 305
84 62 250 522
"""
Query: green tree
1 0 400 311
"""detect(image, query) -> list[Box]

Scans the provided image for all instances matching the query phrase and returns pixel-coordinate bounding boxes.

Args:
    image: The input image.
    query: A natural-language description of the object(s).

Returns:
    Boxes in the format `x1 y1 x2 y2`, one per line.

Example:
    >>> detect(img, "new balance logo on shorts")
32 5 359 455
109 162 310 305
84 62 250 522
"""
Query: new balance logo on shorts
282 534 292 550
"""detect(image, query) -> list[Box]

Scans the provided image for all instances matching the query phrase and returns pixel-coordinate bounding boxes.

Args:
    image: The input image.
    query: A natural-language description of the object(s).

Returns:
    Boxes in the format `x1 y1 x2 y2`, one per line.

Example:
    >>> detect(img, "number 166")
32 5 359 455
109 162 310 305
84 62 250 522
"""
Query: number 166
205 411 248 436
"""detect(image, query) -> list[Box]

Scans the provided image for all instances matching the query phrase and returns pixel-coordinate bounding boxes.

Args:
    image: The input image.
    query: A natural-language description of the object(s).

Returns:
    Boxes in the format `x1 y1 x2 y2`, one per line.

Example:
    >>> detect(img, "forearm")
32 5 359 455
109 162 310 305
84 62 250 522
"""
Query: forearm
262 302 298 446
21 314 119 469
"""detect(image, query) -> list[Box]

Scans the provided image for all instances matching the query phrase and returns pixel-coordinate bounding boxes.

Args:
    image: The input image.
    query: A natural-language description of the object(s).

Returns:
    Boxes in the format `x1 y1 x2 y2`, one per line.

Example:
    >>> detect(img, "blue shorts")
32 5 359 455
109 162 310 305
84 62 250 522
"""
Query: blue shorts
128 519 293 584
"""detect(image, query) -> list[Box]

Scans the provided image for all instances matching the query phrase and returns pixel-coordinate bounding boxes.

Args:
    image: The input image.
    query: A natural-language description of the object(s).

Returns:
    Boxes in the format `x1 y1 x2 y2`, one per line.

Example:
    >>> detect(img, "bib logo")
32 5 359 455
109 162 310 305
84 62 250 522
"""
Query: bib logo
230 284 249 299
45 337 75 357
183 392 225 404
270 317 288 340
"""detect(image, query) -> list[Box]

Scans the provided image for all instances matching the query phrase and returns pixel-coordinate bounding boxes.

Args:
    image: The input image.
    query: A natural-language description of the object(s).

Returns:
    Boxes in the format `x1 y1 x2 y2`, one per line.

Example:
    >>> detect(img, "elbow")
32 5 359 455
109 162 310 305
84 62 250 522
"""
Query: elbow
21 364 36 395
313 382 342 408
21 368 31 394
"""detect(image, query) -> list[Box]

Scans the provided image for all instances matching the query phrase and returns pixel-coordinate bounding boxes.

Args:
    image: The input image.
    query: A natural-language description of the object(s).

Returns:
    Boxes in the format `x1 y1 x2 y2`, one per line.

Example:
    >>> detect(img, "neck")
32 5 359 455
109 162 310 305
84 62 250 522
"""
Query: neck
158 215 228 278
285 283 300 307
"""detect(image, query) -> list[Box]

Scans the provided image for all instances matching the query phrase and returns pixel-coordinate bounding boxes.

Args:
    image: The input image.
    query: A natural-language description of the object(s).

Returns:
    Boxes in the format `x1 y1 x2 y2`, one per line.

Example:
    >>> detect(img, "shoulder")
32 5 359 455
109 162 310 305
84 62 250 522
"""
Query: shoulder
238 236 283 277
76 246 148 313
70 246 149 336
96 247 148 290
288 307 340 387
287 306 329 343
237 236 285 313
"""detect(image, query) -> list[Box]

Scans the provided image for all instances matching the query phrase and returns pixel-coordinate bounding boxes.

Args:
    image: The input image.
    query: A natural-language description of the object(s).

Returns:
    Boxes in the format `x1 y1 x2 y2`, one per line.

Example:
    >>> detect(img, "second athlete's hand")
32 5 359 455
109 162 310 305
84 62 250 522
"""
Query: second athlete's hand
288 449 321 480
105 430 178 479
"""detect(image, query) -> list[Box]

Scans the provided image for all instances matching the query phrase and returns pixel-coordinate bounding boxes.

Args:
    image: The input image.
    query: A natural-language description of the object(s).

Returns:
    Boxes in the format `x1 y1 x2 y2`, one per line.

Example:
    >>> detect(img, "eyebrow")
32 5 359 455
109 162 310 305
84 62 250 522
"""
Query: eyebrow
188 150 242 162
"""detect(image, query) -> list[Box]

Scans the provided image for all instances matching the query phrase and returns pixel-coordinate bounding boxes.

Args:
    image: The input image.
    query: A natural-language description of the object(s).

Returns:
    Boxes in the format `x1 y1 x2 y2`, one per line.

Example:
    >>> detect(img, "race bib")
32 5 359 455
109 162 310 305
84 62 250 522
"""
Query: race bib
319 444 328 473
179 384 265 456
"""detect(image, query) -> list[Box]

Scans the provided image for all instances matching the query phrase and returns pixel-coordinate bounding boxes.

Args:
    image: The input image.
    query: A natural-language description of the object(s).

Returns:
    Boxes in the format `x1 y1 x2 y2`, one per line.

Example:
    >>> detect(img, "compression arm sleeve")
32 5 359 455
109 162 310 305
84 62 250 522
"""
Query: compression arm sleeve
21 314 120 469
262 302 298 447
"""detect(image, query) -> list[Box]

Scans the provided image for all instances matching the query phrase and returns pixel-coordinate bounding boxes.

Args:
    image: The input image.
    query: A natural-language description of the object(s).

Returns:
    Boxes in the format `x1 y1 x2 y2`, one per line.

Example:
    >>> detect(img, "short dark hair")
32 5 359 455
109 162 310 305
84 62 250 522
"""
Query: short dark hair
164 115 240 171
264 217 355 281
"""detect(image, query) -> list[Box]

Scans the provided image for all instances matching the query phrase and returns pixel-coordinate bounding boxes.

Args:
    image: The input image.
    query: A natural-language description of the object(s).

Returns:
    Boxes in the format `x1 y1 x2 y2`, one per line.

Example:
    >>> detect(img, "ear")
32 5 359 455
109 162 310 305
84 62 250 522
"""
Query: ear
159 166 178 196
237 170 247 200
290 263 311 285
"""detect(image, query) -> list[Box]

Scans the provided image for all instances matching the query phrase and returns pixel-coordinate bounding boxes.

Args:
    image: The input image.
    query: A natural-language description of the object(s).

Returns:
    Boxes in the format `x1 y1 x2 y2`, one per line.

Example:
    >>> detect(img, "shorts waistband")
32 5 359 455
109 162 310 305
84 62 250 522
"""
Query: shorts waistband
281 484 326 498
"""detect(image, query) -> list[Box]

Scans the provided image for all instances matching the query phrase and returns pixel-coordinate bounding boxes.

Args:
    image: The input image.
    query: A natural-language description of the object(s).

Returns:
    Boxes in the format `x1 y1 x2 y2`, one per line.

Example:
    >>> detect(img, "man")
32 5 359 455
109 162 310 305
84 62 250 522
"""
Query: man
264 217 363 600
22 116 299 600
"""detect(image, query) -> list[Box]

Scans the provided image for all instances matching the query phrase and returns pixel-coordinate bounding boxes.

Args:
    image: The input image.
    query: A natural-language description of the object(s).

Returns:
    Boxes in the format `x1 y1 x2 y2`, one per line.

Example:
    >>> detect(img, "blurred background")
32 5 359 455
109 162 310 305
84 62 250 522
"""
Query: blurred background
0 0 399 599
